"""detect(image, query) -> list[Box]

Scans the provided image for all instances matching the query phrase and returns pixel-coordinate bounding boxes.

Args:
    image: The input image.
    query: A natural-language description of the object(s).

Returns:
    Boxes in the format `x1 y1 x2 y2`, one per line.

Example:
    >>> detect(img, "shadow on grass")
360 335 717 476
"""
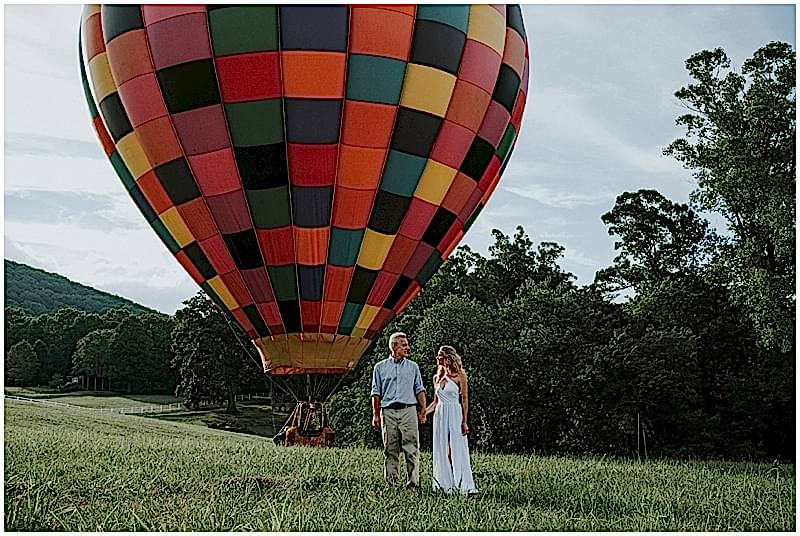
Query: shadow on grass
295 475 361 492
4 480 30 498
473 469 633 515
690 459 794 479
148 405 291 439
221 474 294 495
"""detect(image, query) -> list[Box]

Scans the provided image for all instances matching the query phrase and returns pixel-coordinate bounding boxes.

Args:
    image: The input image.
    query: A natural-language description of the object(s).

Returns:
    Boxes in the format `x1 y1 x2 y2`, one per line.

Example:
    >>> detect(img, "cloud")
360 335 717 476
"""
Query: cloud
499 154 572 183
4 6 99 145
113 283 200 315
503 183 617 209
4 5 83 82
5 190 142 231
4 224 197 314
4 153 125 195
523 86 685 177
5 132 105 160
4 237 41 267
561 246 603 269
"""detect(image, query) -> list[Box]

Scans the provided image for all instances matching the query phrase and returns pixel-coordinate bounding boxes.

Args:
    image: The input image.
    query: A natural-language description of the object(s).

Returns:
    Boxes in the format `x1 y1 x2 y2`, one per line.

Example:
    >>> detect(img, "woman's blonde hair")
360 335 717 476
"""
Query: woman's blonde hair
439 345 465 375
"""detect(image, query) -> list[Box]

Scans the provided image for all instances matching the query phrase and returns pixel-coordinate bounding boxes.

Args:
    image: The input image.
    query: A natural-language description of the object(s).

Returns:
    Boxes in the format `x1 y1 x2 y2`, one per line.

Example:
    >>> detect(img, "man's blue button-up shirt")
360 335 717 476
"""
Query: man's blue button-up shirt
370 356 426 408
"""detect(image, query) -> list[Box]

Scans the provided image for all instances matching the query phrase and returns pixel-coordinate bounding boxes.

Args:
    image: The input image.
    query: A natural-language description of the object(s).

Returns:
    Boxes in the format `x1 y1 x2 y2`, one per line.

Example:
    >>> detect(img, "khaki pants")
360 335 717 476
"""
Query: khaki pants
381 406 419 487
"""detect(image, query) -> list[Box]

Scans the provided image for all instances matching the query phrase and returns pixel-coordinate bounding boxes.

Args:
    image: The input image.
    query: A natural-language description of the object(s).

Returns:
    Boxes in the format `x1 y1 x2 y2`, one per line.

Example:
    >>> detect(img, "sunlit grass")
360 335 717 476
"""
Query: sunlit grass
4 400 794 531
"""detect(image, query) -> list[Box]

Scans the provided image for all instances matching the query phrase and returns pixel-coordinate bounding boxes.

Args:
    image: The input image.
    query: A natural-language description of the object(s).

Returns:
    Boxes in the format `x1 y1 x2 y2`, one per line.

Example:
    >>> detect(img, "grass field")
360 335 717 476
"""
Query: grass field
4 399 795 531
4 387 182 408
4 388 284 436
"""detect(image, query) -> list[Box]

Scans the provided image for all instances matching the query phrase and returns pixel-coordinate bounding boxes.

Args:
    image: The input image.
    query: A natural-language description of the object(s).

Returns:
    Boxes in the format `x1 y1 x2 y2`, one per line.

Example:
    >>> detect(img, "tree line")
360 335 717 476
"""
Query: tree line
5 307 176 393
4 300 263 413
4 43 794 461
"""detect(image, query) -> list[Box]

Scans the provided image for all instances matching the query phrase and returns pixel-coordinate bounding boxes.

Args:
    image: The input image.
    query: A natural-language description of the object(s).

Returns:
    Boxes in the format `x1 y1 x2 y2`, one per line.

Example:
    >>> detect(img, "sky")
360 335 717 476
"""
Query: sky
3 3 796 314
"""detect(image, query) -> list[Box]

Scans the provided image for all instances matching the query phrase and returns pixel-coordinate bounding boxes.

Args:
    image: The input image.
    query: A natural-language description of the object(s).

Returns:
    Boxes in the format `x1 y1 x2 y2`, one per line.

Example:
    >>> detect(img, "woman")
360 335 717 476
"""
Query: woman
426 345 476 494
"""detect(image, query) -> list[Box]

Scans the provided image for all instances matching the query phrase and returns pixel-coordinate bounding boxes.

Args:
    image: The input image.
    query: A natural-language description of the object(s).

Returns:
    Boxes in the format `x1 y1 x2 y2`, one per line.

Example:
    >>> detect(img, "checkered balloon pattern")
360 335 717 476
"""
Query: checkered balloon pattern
80 4 529 376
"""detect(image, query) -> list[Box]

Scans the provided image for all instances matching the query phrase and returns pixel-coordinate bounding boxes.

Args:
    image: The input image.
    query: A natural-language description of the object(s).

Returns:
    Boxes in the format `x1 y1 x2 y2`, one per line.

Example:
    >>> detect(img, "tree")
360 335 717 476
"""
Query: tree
413 294 507 451
471 227 575 304
411 245 482 311
29 308 104 386
171 293 261 413
139 313 178 392
600 320 703 458
595 189 717 293
5 307 33 352
6 340 39 386
323 220 793 461
500 281 626 455
31 339 48 385
109 315 155 392
664 42 795 351
72 329 115 390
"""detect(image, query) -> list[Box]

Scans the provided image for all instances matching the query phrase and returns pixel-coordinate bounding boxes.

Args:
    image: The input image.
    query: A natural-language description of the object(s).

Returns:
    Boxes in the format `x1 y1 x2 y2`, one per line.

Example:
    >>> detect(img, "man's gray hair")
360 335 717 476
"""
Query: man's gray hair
388 332 407 351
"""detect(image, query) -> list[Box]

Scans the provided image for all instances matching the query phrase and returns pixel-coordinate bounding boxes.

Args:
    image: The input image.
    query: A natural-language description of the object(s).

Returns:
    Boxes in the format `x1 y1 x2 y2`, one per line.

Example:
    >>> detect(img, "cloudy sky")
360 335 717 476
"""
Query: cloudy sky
4 4 795 314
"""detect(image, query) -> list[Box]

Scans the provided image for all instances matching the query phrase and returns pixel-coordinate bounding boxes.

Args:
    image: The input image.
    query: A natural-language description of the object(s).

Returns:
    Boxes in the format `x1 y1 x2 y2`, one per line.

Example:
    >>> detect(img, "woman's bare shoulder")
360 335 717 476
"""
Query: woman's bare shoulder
446 370 467 384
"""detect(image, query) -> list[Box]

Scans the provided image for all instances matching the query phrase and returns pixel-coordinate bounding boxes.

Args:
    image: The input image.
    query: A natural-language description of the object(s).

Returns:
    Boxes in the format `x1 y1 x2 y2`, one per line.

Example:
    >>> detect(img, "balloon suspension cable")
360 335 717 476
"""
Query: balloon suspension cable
221 314 266 372
324 373 349 403
272 375 298 403
221 314 297 403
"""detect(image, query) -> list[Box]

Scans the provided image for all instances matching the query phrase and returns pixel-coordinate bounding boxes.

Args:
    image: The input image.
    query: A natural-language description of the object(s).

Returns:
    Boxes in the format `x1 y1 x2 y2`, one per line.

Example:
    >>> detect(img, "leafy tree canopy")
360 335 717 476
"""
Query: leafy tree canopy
171 293 263 412
596 189 718 293
664 42 795 351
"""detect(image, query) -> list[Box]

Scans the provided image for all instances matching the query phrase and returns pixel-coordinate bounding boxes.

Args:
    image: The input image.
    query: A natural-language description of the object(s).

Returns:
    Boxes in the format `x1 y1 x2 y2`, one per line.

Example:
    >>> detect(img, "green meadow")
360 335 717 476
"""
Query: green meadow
4 398 795 531
5 388 182 409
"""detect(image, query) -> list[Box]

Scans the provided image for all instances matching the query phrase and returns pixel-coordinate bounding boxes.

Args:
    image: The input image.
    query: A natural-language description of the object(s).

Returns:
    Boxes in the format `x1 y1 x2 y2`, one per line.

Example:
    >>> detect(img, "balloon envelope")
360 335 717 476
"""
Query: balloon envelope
80 4 529 376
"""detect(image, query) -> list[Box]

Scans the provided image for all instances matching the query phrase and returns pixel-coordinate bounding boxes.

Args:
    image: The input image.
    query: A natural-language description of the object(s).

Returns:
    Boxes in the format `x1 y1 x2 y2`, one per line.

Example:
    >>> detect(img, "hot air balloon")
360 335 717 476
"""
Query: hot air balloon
79 4 529 445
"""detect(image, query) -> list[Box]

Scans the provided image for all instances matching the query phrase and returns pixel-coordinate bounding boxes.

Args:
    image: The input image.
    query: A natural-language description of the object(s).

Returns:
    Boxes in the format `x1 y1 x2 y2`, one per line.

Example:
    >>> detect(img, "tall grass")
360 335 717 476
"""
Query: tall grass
4 400 794 531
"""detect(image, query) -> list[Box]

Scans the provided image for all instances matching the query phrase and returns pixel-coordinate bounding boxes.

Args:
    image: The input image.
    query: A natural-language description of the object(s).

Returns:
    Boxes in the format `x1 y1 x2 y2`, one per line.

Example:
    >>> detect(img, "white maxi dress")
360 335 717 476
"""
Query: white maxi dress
432 376 476 493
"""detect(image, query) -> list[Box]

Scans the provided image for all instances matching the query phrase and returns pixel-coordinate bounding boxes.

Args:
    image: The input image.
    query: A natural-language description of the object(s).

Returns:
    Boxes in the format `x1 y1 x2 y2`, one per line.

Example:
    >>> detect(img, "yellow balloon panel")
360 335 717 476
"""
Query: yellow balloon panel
87 52 116 102
115 132 151 179
400 63 457 118
467 5 507 54
357 229 395 270
206 276 239 310
159 207 194 248
414 160 459 205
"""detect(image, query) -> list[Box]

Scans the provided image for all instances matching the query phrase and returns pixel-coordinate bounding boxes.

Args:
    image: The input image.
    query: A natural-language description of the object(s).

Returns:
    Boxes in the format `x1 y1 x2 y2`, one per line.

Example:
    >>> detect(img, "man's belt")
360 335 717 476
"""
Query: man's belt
385 402 415 410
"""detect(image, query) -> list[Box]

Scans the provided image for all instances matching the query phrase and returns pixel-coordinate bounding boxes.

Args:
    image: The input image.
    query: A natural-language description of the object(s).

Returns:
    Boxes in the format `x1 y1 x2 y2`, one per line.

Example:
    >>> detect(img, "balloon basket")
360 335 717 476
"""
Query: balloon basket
273 401 334 448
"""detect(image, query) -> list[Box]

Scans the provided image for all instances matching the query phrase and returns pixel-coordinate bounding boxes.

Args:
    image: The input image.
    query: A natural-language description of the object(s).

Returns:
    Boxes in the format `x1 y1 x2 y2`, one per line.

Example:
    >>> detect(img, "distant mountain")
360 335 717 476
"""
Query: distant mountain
4 259 156 316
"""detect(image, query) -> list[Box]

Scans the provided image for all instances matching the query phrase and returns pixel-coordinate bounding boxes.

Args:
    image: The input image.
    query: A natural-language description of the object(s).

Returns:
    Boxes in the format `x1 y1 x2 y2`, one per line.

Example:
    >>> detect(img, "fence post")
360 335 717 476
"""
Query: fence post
637 413 640 460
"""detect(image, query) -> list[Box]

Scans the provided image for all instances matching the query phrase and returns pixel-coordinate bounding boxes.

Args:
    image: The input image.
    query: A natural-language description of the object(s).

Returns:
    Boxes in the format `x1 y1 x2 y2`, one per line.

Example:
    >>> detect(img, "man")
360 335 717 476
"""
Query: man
370 332 427 489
